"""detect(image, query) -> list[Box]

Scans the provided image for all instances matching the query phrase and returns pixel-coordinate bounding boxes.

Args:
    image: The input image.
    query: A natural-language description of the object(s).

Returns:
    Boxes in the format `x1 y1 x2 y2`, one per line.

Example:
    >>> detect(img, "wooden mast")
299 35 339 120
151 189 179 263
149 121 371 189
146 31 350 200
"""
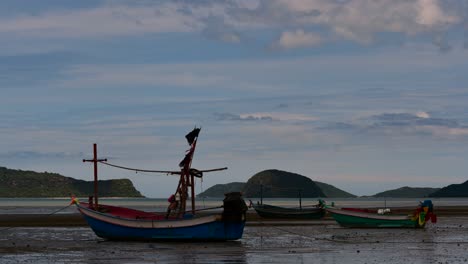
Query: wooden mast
177 128 200 216
83 143 107 210
189 139 197 215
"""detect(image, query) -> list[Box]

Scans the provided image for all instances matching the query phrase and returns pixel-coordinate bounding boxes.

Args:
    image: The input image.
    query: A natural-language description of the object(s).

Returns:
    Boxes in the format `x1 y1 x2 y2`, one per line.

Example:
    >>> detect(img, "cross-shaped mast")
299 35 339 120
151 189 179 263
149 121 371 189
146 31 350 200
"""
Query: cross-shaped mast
83 143 107 210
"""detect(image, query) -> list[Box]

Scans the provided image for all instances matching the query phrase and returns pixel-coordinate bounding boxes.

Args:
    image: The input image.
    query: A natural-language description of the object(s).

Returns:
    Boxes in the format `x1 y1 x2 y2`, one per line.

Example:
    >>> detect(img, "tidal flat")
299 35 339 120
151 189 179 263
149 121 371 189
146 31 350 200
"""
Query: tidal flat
1 216 468 264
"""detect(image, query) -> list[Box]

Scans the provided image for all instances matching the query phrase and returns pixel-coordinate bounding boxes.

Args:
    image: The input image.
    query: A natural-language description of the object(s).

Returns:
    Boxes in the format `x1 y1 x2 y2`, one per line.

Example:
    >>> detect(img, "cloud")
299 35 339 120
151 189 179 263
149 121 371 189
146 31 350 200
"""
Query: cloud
0 3 200 38
415 111 430 119
321 112 468 139
214 112 274 121
0 151 84 160
320 122 359 131
271 29 322 49
214 112 318 122
365 112 468 139
370 113 459 128
0 0 465 50
416 0 459 26
201 16 242 43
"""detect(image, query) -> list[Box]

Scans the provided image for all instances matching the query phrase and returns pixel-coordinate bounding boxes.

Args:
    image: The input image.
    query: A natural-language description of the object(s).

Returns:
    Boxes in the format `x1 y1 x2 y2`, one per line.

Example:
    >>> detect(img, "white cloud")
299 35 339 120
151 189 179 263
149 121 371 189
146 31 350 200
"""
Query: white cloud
416 0 459 26
240 112 319 122
416 111 430 119
0 0 464 48
237 0 463 45
272 29 322 49
0 4 200 38
426 126 468 138
416 111 430 118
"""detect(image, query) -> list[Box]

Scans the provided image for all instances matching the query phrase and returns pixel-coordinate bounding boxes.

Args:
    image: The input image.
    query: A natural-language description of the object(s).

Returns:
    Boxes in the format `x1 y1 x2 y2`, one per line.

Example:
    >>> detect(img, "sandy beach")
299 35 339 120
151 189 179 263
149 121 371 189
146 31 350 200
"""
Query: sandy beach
2 210 468 263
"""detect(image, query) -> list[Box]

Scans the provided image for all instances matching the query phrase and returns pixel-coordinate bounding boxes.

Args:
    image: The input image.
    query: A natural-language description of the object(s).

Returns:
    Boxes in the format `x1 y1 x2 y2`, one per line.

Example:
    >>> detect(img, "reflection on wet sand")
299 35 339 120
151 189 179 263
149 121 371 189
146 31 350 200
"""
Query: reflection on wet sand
2 217 468 263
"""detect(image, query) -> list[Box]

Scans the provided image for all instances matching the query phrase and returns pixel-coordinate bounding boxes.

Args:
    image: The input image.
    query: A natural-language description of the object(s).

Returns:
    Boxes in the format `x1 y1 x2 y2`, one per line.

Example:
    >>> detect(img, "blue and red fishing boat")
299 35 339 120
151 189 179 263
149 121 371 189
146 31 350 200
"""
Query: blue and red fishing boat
73 128 247 241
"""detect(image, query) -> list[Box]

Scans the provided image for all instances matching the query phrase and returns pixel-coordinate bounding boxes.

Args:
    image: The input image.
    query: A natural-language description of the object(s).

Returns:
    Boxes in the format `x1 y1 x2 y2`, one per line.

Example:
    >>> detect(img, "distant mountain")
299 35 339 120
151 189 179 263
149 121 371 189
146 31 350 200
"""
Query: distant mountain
0 166 144 198
315 181 356 198
197 182 246 197
243 169 325 198
199 169 354 198
372 186 440 198
430 180 468 197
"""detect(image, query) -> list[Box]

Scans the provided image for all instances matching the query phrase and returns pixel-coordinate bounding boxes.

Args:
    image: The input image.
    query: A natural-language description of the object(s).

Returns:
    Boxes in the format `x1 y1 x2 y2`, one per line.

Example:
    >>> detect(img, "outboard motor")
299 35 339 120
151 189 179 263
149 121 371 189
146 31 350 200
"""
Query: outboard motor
223 192 248 222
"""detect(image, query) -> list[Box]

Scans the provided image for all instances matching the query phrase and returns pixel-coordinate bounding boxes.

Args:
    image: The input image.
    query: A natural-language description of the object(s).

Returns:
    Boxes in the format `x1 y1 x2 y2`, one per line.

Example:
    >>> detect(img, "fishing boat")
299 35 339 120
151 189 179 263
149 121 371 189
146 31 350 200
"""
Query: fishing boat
72 128 248 241
252 201 325 219
250 185 326 219
326 200 437 228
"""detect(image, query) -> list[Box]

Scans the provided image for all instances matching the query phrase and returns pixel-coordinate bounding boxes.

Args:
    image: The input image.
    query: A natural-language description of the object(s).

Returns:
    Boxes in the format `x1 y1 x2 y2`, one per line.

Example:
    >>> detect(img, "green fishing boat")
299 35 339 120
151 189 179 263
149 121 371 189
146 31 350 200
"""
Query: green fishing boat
326 200 436 228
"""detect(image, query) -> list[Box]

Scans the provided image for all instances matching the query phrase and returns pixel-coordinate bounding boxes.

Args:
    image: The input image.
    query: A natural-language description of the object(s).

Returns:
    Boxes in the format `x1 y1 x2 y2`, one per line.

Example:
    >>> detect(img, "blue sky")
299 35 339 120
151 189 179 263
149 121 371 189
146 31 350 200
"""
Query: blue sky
1 0 468 197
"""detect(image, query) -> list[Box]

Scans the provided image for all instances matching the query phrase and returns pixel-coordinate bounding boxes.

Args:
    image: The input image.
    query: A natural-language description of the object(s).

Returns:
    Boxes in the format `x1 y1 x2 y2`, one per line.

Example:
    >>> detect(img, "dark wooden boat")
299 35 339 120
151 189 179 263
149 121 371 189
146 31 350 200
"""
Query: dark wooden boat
250 184 326 219
252 202 326 219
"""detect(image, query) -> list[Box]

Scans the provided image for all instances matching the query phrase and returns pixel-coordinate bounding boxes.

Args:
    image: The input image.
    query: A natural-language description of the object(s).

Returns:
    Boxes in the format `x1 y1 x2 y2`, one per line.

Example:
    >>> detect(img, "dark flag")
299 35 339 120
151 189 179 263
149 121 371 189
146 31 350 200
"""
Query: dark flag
179 153 191 168
185 128 201 145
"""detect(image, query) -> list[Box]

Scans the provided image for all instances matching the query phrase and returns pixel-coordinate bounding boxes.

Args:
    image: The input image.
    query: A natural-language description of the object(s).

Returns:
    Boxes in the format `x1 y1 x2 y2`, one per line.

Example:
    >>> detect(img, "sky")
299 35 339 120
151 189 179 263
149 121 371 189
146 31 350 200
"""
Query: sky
1 0 468 198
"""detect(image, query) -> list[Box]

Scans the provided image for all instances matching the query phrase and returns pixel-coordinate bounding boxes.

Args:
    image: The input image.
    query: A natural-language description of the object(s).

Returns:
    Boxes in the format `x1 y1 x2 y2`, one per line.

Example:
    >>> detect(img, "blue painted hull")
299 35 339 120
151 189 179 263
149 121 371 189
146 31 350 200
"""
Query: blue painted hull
78 206 245 241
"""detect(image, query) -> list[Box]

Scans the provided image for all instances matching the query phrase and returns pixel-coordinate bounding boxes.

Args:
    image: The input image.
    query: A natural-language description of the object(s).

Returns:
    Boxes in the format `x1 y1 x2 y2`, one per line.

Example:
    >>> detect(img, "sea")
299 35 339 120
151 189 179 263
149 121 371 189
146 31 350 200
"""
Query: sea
0 196 467 214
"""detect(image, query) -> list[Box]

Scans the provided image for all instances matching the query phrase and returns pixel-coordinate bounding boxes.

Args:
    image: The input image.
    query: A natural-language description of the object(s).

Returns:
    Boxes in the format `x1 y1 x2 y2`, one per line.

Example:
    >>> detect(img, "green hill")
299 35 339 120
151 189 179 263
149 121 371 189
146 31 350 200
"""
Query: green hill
197 182 246 197
372 186 440 198
430 181 468 197
243 169 325 198
0 166 144 198
315 181 356 198
197 170 355 198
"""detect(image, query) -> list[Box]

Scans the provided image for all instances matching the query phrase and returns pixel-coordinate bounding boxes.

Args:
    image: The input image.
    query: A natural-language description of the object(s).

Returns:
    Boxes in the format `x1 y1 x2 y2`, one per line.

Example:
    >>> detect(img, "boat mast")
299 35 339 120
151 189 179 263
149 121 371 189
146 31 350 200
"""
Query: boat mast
83 143 107 210
177 128 200 215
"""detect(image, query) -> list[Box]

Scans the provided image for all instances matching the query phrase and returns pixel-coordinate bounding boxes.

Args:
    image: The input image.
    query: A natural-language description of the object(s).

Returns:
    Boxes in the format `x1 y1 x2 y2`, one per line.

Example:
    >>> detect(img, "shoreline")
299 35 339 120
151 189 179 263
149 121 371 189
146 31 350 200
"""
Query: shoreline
1 205 468 227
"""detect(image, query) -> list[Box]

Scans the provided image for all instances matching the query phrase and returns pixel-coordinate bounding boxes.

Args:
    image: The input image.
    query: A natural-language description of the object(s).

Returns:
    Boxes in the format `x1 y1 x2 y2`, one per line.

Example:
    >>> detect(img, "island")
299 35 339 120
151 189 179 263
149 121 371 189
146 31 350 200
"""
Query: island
198 169 356 198
0 166 143 198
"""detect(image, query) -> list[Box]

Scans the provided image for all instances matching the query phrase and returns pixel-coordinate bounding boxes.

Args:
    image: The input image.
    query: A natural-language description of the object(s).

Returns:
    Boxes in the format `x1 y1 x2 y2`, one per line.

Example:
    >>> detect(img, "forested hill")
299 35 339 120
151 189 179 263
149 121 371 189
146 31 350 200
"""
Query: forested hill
0 166 144 198
198 169 356 198
372 186 440 198
430 180 468 197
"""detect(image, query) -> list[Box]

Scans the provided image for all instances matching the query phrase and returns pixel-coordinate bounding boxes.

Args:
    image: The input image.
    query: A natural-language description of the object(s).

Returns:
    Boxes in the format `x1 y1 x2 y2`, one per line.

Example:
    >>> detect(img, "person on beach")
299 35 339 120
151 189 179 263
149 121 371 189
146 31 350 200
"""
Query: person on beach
166 194 178 219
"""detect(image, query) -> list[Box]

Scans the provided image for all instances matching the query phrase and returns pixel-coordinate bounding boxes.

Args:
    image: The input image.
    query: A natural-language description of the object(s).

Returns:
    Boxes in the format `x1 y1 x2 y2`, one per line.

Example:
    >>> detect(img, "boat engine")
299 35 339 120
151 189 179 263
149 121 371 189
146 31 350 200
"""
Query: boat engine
223 192 248 222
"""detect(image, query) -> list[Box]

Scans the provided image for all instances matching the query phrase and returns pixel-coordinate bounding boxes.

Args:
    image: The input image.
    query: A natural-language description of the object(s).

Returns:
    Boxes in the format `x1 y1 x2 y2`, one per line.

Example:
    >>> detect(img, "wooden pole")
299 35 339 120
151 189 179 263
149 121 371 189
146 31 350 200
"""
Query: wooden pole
93 144 98 208
189 139 197 215
83 143 107 210
260 184 263 205
191 173 195 215
299 189 302 210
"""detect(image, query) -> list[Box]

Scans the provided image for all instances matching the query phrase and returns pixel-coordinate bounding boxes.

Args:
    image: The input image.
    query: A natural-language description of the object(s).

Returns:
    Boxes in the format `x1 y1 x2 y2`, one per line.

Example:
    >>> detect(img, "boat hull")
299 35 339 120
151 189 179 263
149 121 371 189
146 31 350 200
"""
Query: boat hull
326 208 420 228
78 205 246 241
253 204 325 219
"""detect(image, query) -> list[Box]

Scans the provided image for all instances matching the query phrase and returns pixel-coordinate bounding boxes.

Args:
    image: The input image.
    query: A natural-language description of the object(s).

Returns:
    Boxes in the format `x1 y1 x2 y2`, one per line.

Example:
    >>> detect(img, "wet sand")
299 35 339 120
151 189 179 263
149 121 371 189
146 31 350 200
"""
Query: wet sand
1 216 468 263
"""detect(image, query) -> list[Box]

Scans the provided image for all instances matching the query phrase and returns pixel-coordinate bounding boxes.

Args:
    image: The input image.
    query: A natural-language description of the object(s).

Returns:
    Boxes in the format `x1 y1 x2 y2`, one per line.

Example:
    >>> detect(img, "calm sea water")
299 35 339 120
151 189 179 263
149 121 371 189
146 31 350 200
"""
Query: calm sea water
0 197 467 214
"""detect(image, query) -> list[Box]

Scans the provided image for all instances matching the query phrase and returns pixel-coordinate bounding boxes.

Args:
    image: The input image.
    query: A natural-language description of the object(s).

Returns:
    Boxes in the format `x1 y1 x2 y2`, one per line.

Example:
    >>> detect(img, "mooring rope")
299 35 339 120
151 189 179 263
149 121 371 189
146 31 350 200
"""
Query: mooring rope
0 203 73 232
253 220 468 245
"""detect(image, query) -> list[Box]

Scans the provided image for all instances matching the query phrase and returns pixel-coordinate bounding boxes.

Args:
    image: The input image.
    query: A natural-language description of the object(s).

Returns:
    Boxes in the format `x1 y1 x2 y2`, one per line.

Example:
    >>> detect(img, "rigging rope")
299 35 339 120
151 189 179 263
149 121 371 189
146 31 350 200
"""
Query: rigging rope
99 161 180 175
98 161 227 176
